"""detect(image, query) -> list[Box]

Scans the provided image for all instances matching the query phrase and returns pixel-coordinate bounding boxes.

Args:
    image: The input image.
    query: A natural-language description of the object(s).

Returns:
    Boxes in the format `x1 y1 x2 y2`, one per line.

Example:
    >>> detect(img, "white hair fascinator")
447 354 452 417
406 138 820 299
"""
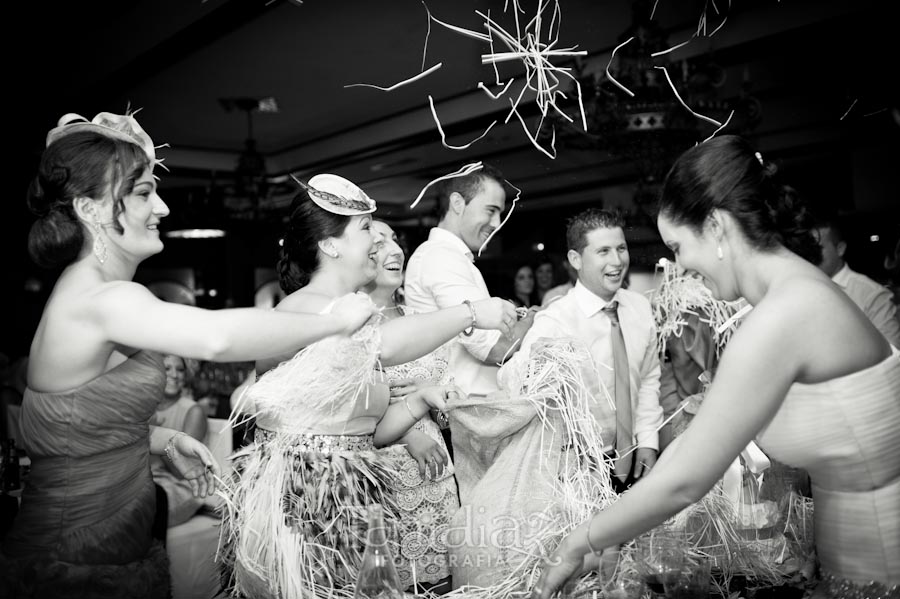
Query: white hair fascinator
45 110 166 169
290 173 376 216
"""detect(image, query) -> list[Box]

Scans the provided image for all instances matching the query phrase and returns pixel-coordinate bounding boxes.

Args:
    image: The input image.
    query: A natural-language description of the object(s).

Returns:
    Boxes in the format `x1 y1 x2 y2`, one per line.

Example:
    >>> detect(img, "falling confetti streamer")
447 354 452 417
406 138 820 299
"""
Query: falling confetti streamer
478 179 523 256
428 96 498 151
344 62 443 92
655 65 723 128
606 36 636 97
409 162 484 210
840 98 859 121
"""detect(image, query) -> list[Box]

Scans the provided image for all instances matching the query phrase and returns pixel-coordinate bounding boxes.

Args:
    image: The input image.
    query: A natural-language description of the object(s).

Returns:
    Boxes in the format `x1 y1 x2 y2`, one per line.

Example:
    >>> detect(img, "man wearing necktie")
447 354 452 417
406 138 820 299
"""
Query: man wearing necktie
501 208 663 491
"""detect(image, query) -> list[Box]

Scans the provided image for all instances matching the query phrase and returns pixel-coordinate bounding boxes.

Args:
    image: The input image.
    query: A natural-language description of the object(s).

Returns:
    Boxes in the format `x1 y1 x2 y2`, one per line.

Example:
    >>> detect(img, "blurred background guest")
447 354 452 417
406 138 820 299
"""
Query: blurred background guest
541 255 578 307
814 216 900 348
534 256 556 305
151 355 208 528
510 264 538 308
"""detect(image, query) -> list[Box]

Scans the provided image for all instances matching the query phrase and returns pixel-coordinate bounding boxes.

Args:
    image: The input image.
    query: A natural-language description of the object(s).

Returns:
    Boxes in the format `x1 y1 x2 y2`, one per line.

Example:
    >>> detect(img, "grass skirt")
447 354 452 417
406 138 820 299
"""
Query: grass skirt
218 429 400 599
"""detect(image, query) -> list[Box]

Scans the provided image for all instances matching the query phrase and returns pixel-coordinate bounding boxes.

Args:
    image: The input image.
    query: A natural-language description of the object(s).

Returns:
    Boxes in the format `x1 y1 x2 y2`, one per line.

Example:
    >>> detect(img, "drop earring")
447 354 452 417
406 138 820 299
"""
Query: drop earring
93 221 108 264
716 244 724 260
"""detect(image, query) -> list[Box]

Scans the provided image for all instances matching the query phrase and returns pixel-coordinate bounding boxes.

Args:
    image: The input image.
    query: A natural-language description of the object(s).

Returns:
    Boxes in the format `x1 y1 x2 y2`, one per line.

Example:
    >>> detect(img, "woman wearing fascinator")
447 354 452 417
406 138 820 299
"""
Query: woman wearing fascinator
0 112 379 598
217 175 518 599
533 136 899 599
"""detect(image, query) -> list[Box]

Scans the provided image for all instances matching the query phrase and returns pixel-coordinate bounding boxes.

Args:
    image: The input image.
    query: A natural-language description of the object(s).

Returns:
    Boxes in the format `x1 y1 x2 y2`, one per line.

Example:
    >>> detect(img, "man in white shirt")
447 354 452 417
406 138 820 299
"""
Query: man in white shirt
405 164 534 398
815 219 900 348
500 208 663 490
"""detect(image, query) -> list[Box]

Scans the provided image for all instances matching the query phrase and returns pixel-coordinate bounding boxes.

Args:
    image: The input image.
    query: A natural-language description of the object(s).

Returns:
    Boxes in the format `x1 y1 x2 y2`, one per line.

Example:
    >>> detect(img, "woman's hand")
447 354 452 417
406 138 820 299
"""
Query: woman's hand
407 384 463 414
401 429 448 480
168 433 222 498
388 377 421 401
472 298 519 339
531 535 592 599
331 292 375 335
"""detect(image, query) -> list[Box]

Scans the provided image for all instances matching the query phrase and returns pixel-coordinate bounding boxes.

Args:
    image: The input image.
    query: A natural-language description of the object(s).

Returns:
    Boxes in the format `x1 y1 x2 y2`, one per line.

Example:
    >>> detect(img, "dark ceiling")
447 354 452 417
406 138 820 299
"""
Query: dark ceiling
4 0 898 356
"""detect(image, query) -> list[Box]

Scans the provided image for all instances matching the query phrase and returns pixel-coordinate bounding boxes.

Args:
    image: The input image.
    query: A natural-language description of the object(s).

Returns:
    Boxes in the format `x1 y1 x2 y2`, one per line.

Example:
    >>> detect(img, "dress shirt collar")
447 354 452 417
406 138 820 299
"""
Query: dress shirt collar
831 262 851 288
428 227 474 262
572 280 620 318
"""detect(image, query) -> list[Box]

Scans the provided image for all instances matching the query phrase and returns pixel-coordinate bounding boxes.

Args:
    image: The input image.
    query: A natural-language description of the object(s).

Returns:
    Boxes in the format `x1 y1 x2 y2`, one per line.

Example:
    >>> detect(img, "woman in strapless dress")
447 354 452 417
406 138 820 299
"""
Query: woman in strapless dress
534 135 899 599
1 110 377 598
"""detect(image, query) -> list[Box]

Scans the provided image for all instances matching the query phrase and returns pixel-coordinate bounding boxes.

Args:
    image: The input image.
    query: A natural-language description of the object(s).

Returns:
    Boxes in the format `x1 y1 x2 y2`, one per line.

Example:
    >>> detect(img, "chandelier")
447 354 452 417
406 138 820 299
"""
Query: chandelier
219 97 280 220
550 0 761 202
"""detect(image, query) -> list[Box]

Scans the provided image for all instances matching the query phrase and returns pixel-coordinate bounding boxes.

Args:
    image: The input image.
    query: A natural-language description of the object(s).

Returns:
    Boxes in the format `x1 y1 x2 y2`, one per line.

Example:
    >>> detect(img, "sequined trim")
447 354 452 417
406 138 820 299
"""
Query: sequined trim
255 428 374 453
819 570 900 599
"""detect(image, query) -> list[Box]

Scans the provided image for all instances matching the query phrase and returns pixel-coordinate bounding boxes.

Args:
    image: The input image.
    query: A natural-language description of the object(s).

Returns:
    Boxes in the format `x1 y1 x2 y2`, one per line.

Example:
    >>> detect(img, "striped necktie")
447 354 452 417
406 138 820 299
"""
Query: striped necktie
602 300 633 481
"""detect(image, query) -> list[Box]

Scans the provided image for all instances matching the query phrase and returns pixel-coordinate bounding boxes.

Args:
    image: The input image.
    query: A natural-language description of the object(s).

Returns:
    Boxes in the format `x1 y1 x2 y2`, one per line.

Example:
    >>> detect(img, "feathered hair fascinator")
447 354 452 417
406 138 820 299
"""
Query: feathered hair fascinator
290 173 376 216
45 110 167 170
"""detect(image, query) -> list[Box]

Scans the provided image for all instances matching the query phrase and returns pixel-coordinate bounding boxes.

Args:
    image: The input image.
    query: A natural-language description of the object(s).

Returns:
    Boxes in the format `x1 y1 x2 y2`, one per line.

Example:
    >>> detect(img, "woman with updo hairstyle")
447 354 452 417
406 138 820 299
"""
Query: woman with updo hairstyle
1 112 377 598
219 174 517 599
534 135 899 599
277 187 351 294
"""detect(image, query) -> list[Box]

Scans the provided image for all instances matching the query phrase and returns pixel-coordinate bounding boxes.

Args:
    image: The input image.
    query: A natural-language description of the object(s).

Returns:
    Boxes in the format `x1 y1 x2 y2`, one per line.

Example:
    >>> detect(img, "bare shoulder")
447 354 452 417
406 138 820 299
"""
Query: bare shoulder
747 274 889 381
66 280 157 320
275 289 332 314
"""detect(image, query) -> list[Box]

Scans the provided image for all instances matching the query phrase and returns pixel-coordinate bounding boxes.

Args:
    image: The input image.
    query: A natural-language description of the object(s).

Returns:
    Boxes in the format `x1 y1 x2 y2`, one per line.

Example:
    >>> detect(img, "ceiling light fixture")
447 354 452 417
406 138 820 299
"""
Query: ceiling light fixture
164 228 227 240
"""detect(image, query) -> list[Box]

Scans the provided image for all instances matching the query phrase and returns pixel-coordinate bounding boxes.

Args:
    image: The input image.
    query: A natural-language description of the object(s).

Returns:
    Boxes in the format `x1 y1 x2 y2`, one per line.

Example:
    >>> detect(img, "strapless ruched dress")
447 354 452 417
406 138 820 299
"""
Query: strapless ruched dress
756 347 899 598
1 351 169 599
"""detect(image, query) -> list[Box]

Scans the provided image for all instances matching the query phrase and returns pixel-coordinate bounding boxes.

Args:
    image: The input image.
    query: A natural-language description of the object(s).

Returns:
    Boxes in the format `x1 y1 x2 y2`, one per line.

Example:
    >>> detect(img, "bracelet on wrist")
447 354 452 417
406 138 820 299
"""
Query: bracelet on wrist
462 300 477 336
403 397 421 421
164 432 186 464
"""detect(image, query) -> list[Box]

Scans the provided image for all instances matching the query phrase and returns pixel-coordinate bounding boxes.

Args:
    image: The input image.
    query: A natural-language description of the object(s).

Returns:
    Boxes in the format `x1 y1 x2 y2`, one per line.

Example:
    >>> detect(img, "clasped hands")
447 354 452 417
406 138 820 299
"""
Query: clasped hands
389 377 462 416
390 377 461 480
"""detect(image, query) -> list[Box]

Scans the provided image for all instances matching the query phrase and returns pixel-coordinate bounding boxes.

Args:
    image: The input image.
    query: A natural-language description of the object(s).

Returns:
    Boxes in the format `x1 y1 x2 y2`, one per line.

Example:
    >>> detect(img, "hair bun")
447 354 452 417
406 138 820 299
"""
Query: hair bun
765 185 822 264
27 165 71 217
28 209 82 269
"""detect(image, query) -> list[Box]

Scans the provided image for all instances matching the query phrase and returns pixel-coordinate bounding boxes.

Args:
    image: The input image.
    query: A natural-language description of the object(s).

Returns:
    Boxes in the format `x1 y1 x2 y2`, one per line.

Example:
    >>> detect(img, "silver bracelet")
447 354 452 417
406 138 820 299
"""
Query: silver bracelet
403 397 421 421
164 432 186 464
462 300 477 336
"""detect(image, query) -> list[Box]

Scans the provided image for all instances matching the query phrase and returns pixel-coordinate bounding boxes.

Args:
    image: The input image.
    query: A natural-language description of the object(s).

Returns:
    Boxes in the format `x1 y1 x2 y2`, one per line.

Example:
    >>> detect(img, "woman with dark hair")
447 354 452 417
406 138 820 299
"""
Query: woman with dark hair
510 264 538 308
534 257 556 305
0 112 375 598
219 175 517 599
365 220 458 593
533 135 899 598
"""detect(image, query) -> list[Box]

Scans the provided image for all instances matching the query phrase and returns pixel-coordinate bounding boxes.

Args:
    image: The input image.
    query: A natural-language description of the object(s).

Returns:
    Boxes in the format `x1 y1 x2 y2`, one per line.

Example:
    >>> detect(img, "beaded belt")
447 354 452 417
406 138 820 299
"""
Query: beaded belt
820 570 899 599
255 427 374 454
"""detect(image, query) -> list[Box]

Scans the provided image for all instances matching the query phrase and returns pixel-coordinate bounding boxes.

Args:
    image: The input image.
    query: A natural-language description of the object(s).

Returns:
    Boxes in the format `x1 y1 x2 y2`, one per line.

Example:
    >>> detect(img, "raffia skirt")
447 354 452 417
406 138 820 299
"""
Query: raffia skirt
218 428 400 599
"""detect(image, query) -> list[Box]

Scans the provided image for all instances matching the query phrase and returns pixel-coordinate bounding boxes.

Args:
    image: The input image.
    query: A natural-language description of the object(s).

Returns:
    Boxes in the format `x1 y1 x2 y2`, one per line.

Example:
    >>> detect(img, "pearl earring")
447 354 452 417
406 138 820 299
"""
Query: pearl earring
716 244 724 260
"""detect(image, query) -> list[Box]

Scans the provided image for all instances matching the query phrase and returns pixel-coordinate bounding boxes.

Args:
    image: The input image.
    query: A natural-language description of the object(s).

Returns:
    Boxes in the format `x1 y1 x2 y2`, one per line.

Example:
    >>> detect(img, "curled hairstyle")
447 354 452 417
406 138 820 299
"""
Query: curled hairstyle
566 208 626 253
277 189 352 294
27 131 150 269
435 163 505 220
658 135 821 263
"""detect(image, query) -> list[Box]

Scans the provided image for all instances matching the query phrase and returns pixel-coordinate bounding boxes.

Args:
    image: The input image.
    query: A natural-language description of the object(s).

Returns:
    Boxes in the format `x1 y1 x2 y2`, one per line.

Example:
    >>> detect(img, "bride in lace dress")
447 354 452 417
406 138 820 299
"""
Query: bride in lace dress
365 220 459 592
